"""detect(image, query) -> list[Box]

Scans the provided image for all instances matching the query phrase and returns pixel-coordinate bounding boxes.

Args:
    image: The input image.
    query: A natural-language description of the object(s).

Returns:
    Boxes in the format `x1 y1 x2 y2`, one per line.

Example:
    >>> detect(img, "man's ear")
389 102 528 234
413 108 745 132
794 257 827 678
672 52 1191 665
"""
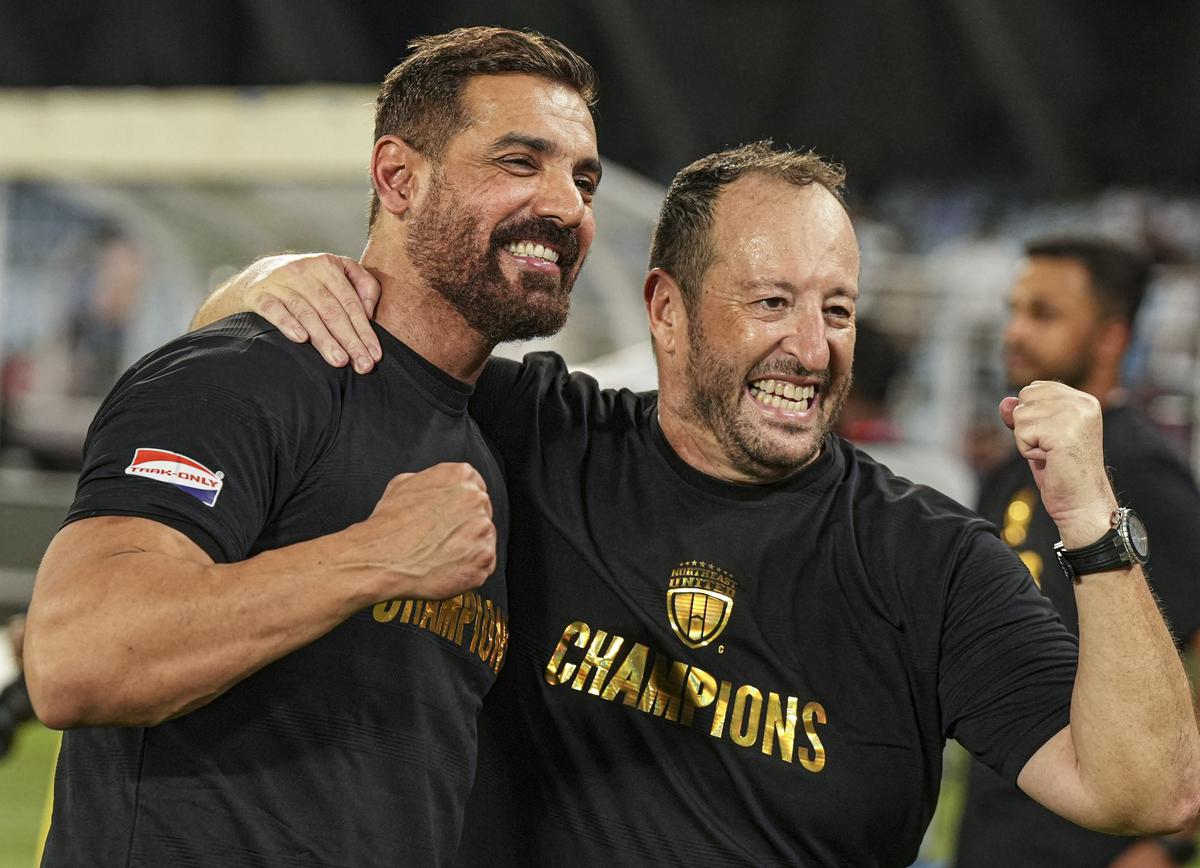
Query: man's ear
1096 317 1131 372
371 136 429 219
645 268 687 356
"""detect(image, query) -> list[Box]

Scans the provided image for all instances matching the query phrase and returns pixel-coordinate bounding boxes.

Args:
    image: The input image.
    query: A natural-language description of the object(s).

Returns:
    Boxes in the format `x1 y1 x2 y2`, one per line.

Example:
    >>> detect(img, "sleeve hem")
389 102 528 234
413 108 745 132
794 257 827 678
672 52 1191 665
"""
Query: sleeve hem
62 509 232 564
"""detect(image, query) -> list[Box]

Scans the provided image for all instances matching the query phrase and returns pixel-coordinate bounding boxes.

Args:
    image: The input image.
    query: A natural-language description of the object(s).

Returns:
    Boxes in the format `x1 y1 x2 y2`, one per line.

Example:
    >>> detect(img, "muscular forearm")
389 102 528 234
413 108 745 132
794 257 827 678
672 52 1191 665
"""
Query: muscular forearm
1006 385 1200 834
25 519 384 729
26 465 495 729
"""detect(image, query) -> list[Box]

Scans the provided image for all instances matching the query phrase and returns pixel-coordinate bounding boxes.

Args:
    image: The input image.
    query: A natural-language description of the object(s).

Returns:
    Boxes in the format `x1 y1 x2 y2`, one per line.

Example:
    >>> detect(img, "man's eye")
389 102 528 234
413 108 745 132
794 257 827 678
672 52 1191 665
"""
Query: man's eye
827 305 852 319
575 176 597 195
758 297 787 311
502 156 536 170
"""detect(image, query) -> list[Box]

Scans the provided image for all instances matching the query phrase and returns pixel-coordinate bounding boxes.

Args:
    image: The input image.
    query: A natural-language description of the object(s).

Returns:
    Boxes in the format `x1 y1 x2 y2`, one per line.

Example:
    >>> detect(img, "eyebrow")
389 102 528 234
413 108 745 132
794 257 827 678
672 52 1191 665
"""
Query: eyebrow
742 277 859 298
490 133 603 182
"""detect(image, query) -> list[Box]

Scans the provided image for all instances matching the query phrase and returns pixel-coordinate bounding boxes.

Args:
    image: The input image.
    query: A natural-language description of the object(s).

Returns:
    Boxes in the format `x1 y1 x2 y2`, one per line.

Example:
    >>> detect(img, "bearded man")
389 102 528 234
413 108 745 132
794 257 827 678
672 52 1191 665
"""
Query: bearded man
23 26 601 867
197 144 1199 866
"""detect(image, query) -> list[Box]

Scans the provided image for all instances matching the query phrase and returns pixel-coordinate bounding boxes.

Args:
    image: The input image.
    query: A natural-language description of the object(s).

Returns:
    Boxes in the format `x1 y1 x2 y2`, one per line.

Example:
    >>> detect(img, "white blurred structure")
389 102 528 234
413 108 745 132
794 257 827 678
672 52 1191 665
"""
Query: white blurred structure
1 88 1198 609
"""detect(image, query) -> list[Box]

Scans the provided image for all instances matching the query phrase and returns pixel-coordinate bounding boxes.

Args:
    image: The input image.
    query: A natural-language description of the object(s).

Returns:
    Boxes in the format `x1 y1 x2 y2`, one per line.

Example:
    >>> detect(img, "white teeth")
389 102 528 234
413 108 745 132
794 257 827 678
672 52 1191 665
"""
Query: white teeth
749 381 816 413
505 241 559 264
749 379 816 400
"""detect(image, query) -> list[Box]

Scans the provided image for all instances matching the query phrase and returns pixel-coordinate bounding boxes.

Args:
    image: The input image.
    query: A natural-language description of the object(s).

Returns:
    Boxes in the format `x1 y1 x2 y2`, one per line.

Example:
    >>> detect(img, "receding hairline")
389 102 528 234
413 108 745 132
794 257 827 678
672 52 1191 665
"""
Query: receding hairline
699 171 857 273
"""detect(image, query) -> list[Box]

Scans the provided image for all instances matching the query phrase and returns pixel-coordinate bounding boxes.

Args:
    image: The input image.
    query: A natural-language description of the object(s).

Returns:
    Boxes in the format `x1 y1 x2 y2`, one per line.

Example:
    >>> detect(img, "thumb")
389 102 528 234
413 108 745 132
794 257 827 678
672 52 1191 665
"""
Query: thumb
998 396 1019 430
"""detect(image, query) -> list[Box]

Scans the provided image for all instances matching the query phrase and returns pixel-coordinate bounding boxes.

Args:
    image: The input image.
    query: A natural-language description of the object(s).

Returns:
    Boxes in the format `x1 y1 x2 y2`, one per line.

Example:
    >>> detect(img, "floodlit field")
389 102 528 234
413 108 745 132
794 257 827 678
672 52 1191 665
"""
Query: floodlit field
0 724 55 868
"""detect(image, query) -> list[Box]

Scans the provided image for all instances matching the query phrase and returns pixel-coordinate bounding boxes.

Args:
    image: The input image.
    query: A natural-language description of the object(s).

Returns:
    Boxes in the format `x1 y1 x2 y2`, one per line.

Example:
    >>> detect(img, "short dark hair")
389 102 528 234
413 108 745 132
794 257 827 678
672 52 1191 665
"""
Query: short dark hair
1024 236 1151 324
648 141 847 317
369 26 599 227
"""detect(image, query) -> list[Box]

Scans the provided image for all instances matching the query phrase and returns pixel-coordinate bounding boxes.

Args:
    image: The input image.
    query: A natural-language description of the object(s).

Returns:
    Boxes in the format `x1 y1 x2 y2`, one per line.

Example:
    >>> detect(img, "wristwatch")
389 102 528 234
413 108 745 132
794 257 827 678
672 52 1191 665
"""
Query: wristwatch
1053 507 1149 583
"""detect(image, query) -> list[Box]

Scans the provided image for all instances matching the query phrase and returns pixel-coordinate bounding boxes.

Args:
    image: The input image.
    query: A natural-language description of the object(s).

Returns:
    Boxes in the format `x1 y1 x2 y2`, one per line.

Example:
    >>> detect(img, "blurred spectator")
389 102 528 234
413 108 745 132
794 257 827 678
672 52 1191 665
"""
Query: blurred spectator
954 236 1200 868
838 318 977 506
3 222 145 469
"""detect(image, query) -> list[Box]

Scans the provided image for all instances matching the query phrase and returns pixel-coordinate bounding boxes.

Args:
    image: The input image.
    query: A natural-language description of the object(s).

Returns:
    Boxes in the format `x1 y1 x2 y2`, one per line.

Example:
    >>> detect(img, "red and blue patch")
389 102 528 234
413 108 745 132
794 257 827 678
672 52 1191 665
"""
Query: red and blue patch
124 448 224 507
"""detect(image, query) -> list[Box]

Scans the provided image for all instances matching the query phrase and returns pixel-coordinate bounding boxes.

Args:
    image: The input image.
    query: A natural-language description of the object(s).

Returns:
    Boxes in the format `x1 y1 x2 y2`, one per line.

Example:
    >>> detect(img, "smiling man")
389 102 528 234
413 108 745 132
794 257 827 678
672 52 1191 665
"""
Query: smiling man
25 27 600 867
196 145 1199 866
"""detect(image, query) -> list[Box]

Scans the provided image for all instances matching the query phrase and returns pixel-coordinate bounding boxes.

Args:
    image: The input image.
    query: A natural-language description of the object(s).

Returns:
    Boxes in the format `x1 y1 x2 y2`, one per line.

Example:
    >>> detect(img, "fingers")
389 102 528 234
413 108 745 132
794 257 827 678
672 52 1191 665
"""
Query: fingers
247 254 380 373
342 260 383 354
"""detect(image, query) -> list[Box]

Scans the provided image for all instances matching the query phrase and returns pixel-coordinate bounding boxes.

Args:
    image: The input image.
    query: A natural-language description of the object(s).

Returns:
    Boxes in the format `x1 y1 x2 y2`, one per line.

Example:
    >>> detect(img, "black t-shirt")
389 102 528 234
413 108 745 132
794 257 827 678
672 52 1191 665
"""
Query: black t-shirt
43 314 510 868
956 404 1200 868
456 353 1078 868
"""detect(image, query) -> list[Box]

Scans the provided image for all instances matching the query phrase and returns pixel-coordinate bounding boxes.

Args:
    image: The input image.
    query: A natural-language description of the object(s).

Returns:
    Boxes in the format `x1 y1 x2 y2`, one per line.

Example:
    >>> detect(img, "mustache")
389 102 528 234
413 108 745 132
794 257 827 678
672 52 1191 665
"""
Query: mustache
747 360 832 388
490 218 581 271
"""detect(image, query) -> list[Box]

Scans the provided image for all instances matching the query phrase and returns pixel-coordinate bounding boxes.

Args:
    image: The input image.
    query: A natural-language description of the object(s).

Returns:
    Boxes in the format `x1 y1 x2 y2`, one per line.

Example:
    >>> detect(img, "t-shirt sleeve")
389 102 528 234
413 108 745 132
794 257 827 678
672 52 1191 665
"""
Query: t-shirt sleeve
939 529 1079 782
65 326 336 563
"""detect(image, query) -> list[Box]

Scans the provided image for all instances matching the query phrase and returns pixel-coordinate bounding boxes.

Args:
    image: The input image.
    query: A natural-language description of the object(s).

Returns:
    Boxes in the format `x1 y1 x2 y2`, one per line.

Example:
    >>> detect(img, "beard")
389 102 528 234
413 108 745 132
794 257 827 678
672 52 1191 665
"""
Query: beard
1003 341 1094 392
682 313 851 479
405 174 583 345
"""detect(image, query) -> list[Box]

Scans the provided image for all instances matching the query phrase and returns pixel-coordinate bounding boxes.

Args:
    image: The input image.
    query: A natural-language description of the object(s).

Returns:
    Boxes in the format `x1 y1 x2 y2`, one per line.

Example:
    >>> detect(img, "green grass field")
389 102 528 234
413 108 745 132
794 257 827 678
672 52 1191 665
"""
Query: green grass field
0 724 56 868
0 723 1194 867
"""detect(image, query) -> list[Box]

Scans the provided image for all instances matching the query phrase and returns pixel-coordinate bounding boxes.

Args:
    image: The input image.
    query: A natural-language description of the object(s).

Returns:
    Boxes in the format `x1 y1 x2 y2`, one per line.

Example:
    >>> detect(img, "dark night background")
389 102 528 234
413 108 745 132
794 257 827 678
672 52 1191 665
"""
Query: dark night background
3 0 1197 198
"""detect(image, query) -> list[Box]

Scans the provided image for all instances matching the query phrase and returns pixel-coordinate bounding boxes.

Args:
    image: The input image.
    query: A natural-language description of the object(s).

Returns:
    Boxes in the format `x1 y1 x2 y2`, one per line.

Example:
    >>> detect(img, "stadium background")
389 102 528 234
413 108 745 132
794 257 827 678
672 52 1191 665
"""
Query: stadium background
0 2 1197 865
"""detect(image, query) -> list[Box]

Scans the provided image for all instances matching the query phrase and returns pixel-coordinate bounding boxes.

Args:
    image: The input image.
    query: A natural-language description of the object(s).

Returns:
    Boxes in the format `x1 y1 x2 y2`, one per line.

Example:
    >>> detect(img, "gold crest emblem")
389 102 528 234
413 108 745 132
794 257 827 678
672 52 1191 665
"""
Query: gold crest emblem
666 561 737 649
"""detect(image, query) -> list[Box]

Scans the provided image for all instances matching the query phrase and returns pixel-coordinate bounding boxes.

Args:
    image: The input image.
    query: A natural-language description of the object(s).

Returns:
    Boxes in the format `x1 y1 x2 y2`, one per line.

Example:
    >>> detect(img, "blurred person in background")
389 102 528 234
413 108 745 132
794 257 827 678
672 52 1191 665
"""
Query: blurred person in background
23 26 599 867
2 222 145 470
955 236 1200 868
199 144 1199 867
836 317 976 506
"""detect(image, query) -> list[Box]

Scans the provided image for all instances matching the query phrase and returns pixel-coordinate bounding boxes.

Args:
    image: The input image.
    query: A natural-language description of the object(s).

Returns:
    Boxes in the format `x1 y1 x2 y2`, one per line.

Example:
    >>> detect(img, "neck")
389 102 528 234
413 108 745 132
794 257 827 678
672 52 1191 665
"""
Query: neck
1079 367 1122 410
362 237 493 383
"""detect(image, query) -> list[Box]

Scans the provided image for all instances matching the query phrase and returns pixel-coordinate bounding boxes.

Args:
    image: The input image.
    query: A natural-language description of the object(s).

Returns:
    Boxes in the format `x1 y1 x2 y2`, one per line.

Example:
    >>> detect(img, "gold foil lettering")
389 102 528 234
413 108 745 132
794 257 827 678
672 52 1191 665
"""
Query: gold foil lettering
372 600 401 623
475 600 494 662
545 622 590 686
709 680 733 738
454 593 478 645
600 643 649 706
730 685 763 747
762 692 799 762
680 667 717 727
637 657 688 721
488 614 509 672
473 599 493 655
799 701 827 772
436 595 462 639
416 600 438 631
571 630 625 694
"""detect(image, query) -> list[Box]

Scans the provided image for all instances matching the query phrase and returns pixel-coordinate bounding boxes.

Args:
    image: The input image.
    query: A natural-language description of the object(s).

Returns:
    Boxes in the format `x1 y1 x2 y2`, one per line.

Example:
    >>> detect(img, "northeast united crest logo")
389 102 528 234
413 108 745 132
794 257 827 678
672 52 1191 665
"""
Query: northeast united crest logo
666 561 737 649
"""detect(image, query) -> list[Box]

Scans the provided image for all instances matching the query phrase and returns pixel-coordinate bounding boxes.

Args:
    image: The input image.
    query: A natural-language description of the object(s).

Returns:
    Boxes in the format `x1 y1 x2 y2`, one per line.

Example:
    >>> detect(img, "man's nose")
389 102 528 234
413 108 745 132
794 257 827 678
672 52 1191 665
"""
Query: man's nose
777 309 831 371
532 169 587 230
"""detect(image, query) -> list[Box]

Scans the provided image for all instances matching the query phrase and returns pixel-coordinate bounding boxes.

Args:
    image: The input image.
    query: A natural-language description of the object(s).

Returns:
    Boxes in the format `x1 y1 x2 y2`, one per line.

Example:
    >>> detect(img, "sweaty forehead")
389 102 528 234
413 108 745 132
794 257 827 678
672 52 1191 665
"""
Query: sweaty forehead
709 176 860 284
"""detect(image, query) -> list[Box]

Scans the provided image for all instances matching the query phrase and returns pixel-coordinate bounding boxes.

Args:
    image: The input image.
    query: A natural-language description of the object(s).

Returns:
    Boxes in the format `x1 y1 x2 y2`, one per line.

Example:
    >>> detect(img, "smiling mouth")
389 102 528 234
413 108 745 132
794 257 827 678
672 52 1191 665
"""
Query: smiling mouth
503 240 560 265
748 378 817 413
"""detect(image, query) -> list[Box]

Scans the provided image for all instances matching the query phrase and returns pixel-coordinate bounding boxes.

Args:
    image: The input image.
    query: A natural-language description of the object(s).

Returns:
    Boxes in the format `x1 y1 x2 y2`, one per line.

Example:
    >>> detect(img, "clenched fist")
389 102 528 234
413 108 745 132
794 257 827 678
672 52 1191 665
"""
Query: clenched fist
341 462 497 601
999 381 1118 548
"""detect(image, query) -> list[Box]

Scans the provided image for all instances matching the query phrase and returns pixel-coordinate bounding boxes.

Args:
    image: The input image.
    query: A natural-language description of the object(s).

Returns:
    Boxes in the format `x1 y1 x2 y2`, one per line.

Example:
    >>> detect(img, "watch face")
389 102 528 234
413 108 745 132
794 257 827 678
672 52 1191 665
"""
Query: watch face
1125 510 1150 560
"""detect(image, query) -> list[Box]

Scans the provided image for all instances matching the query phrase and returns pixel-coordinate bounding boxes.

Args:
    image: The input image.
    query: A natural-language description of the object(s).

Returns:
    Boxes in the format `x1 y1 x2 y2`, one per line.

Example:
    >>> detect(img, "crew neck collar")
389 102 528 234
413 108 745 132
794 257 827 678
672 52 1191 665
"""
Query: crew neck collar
374 323 474 414
648 405 843 501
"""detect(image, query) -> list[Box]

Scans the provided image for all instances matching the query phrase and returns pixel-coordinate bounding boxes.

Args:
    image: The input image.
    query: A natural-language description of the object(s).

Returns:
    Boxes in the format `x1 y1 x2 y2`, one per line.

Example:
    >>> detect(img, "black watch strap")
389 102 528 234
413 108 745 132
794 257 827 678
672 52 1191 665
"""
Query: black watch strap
1053 507 1147 583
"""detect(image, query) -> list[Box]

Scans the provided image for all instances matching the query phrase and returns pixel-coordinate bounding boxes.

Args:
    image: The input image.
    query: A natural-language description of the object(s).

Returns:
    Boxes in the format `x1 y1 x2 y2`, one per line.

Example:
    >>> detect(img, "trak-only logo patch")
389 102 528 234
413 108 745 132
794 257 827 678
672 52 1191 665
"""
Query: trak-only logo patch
124 448 224 506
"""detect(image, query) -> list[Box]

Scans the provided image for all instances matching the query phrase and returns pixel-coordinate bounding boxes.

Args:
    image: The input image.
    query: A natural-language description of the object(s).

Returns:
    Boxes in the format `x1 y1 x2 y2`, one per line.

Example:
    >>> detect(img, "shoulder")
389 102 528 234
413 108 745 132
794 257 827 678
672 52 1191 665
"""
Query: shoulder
111 313 343 411
476 351 653 428
840 439 986 527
